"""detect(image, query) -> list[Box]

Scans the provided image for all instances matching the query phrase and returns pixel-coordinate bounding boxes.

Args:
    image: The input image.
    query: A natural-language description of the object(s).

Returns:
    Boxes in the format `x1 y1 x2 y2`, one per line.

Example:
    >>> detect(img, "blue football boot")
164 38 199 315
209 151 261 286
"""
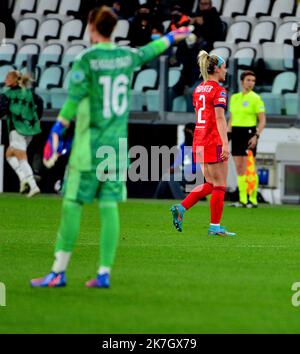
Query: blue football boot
30 272 66 287
170 204 186 232
85 273 110 289
208 225 237 237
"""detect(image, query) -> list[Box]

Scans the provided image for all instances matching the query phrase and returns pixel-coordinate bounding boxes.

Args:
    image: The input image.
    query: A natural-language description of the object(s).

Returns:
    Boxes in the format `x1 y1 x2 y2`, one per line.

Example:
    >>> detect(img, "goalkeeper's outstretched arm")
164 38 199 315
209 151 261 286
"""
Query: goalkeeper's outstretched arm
132 26 194 67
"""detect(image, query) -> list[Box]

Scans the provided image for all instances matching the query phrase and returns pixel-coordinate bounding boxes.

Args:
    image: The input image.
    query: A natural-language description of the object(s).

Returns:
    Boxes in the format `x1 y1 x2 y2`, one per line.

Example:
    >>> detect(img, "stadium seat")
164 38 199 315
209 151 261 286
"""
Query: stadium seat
220 16 234 30
210 47 231 62
130 69 158 111
111 20 130 43
250 21 275 44
71 26 90 46
222 0 246 17
260 72 297 115
262 43 294 71
272 72 297 94
36 19 61 41
61 45 87 69
145 68 181 112
236 0 271 18
227 21 251 43
259 0 295 23
172 95 187 112
23 0 59 20
37 43 63 69
284 93 298 115
0 43 17 64
275 21 297 43
14 43 40 68
12 0 36 22
283 3 300 21
35 66 63 107
0 65 15 86
13 18 38 40
59 19 83 42
46 0 84 24
46 0 81 17
283 44 295 70
214 21 251 49
213 42 237 53
212 0 223 13
234 47 256 68
50 70 72 109
269 0 295 18
259 18 283 30
237 43 263 59
237 21 275 53
260 94 282 115
233 16 258 27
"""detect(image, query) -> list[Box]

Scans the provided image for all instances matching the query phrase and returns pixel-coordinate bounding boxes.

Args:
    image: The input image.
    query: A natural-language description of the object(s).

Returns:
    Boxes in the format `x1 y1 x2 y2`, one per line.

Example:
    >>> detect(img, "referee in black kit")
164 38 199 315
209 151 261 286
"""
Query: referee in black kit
227 70 266 208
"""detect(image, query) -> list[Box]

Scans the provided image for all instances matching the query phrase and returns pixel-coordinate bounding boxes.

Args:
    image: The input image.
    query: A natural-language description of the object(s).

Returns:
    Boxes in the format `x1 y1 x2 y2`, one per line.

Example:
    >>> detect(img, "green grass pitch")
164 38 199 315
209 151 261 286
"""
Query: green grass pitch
0 194 300 334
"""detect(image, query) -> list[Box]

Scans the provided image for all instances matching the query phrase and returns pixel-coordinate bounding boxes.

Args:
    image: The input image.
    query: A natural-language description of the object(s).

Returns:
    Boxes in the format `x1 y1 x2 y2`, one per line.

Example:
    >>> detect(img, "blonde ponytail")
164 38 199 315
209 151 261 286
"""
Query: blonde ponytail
18 73 33 88
198 50 210 82
197 50 220 82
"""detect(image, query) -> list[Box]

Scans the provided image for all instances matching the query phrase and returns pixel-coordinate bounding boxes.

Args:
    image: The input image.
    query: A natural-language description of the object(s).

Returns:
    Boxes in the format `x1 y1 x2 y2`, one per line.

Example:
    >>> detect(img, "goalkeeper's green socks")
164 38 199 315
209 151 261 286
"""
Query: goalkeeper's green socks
52 199 82 273
98 201 120 275
237 175 248 205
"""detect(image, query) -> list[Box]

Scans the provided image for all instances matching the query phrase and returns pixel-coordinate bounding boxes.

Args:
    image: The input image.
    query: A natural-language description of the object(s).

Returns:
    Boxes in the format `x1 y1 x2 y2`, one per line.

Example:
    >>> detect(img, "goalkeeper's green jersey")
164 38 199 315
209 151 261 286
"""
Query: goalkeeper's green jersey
60 39 169 172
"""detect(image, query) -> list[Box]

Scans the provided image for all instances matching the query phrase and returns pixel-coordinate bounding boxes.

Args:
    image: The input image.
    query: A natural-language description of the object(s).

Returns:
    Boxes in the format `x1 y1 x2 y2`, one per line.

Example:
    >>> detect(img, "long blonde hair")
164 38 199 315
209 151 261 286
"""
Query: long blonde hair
7 70 33 88
197 50 220 82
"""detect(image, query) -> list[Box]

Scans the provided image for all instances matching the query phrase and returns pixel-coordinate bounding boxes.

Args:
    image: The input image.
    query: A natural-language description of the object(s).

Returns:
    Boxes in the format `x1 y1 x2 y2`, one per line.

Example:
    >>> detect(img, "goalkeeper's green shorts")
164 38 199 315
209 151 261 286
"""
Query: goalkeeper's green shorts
63 167 127 203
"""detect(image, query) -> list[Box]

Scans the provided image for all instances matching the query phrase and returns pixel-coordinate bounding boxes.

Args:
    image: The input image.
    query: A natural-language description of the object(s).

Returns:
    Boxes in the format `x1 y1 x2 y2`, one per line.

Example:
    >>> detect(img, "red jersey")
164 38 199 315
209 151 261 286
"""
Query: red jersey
192 80 227 149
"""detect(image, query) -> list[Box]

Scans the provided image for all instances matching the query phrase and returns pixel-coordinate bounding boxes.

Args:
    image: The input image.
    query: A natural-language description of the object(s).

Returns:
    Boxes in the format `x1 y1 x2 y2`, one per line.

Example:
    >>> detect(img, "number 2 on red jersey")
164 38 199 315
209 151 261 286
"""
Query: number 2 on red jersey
197 94 206 124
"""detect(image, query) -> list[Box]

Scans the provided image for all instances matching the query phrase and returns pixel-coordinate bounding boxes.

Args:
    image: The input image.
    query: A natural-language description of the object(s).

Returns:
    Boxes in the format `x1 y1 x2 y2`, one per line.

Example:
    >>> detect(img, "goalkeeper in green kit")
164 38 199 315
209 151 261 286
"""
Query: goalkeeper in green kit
31 6 192 288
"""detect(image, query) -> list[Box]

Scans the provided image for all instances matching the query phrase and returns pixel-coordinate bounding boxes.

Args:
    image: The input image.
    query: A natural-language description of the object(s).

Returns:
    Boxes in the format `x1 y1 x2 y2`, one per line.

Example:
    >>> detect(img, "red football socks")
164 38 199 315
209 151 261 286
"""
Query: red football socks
210 186 226 224
181 182 213 210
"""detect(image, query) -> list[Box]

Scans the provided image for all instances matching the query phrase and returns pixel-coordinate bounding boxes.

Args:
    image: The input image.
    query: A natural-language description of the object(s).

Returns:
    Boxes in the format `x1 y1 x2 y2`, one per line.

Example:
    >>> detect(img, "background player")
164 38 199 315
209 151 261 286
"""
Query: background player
228 70 266 208
30 6 192 288
0 70 41 197
170 50 236 237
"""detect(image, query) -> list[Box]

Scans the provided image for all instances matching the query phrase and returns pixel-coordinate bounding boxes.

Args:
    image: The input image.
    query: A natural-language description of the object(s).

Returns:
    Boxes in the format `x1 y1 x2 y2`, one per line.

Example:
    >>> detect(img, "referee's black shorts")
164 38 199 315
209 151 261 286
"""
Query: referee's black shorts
231 126 257 157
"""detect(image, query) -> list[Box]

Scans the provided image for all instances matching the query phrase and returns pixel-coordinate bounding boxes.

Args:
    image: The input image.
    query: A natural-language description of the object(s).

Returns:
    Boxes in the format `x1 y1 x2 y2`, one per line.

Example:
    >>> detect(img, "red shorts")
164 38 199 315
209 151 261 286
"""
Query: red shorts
193 145 223 164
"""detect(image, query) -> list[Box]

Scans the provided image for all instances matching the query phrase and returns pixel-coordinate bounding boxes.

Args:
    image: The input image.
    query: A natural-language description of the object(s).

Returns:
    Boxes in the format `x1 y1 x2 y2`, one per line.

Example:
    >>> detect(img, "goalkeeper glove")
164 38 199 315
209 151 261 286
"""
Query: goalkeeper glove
164 25 194 45
43 121 66 168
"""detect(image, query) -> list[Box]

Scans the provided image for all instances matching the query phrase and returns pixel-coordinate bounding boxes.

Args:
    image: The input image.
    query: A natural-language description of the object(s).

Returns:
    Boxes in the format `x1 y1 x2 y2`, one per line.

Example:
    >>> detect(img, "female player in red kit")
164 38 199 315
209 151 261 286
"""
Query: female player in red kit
170 50 236 236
